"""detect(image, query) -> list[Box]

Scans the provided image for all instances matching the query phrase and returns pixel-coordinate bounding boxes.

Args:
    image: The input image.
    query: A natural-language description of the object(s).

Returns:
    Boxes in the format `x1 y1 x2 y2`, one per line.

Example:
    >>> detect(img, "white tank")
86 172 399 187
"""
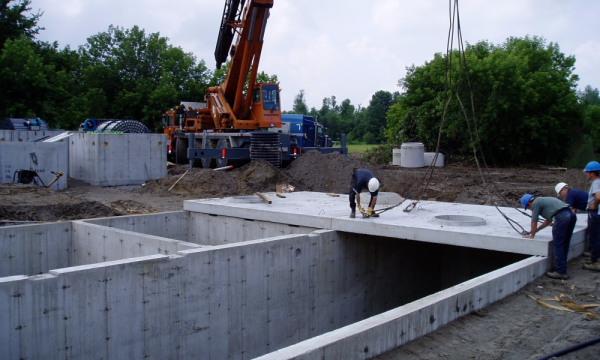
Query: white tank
400 142 425 168
392 149 401 166
424 152 444 167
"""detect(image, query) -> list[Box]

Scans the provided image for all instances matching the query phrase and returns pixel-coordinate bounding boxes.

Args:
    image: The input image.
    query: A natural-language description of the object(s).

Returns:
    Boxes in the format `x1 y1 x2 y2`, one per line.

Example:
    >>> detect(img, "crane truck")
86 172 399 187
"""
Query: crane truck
162 0 347 168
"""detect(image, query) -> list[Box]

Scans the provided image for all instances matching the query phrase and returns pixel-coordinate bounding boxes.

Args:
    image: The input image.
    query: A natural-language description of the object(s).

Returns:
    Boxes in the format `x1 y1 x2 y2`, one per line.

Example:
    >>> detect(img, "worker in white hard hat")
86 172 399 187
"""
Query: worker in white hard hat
555 182 588 213
349 168 379 218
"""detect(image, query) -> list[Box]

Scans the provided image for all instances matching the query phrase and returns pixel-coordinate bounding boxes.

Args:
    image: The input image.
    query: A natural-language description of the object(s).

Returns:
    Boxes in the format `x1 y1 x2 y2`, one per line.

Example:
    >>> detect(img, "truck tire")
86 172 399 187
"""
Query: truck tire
215 139 231 168
193 138 203 168
201 137 216 169
175 137 188 164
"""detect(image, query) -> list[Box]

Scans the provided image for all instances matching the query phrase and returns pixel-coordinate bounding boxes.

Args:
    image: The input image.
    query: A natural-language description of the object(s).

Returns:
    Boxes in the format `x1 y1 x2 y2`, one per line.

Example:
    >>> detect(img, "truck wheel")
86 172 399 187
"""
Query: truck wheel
192 138 203 168
175 137 188 164
201 137 216 169
215 139 231 168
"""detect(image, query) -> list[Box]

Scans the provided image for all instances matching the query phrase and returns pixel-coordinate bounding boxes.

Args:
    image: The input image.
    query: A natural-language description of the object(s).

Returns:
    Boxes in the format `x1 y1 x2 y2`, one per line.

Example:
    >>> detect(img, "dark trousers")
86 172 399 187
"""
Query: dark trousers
552 208 577 275
348 174 373 211
587 210 600 263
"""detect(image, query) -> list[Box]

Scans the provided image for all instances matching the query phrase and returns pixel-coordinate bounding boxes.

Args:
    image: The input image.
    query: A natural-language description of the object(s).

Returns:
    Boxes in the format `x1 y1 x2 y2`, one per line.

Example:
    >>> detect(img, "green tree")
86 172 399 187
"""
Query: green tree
0 0 42 47
386 36 582 165
580 85 600 106
292 90 309 114
77 25 212 130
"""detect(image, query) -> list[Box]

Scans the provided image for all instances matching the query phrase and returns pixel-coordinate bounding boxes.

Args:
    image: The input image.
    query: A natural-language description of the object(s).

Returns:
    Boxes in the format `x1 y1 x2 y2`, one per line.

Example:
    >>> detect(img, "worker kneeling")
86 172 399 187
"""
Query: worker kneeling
349 168 379 218
521 194 577 280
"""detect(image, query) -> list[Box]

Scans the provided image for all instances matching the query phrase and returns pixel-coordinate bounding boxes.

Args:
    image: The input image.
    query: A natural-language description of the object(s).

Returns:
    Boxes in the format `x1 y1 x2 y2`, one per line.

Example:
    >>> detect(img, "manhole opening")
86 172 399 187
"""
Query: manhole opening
432 215 487 226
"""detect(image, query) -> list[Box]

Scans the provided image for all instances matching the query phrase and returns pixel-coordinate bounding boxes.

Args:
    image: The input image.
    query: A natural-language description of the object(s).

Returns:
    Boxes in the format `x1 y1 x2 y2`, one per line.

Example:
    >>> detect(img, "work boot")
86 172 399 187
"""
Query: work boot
582 260 600 272
370 213 379 218
545 271 569 280
350 211 355 219
583 251 591 257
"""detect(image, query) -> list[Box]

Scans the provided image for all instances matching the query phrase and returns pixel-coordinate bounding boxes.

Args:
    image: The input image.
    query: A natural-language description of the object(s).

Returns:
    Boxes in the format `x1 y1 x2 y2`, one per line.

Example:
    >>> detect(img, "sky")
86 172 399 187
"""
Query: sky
31 0 600 111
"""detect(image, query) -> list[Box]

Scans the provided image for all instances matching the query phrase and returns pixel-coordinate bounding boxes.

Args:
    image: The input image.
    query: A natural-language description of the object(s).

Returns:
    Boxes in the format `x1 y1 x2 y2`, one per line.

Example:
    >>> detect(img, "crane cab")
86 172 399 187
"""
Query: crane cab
252 83 281 128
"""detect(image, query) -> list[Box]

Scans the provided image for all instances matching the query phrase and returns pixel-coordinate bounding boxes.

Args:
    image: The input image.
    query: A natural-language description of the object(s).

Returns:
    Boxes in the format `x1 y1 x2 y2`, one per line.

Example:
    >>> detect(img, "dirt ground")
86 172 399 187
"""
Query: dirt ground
1 151 598 358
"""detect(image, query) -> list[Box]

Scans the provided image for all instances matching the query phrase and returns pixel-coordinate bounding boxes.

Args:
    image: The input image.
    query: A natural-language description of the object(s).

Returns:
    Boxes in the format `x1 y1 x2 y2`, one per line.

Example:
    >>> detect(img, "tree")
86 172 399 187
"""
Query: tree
580 85 600 106
292 90 309 114
386 36 582 165
366 90 394 143
0 0 43 47
77 25 213 130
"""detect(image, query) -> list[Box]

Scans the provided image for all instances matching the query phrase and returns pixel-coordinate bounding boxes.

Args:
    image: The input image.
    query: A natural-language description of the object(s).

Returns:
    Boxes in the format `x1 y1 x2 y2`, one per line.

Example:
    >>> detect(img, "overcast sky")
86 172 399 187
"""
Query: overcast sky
32 0 600 111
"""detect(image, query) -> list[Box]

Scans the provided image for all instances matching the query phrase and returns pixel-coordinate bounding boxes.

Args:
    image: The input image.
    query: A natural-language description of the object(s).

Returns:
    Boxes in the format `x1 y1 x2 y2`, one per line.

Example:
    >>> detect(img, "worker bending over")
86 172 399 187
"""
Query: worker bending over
583 161 600 272
349 168 380 218
521 194 577 280
555 182 588 212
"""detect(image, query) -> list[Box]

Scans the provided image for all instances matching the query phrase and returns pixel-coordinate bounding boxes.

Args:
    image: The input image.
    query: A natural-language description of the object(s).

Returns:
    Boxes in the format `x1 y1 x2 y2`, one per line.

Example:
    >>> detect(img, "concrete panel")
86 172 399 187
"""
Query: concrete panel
0 222 72 277
0 141 68 189
0 130 65 143
71 221 201 266
69 133 167 186
84 211 189 241
254 256 546 360
187 212 318 245
184 192 589 257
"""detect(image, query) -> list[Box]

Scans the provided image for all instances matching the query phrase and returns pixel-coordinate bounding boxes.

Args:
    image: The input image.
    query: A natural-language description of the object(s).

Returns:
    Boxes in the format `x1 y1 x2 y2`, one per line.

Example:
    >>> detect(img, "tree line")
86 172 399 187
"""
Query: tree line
2 1 598 166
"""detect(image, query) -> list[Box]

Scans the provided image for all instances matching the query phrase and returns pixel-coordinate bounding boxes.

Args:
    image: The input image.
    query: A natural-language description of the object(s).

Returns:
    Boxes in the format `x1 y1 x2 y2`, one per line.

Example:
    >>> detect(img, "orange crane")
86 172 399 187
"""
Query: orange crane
163 0 346 168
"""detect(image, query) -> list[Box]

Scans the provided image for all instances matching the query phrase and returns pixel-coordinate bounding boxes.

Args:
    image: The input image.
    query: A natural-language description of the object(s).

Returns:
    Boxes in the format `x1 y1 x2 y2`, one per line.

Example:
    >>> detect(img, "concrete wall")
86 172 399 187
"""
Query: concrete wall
0 222 72 278
0 230 528 360
85 211 190 241
71 221 202 265
0 141 69 189
69 133 167 186
0 130 65 142
187 212 318 245
84 211 319 245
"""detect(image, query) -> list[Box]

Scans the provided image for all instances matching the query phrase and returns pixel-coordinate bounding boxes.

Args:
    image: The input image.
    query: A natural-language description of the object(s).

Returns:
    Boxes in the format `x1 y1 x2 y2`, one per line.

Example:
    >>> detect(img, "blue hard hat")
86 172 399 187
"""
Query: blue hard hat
583 161 600 172
521 194 534 210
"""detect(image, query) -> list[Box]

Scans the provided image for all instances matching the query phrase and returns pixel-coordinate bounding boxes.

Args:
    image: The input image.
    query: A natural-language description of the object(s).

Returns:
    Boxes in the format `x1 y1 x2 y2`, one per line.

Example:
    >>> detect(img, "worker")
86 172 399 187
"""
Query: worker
521 194 577 279
555 182 588 212
583 161 600 272
349 168 380 218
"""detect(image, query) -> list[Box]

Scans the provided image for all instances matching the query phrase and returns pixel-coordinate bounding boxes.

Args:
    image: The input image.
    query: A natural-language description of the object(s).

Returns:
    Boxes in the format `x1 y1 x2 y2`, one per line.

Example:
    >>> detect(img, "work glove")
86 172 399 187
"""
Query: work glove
357 205 365 214
366 207 374 216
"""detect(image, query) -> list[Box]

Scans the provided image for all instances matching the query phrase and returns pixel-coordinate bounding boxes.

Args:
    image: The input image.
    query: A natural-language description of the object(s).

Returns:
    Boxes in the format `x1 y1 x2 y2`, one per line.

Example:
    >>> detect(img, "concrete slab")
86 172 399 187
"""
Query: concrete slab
184 192 588 257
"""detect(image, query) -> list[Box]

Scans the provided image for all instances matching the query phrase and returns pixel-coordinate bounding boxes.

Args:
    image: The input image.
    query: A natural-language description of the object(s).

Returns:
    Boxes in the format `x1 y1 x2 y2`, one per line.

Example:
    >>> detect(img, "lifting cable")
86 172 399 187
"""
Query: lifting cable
403 0 535 235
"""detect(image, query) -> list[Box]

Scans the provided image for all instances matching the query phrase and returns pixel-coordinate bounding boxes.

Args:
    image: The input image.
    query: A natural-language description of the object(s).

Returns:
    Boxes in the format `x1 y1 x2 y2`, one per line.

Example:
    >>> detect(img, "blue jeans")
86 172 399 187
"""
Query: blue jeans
587 210 600 263
552 208 577 275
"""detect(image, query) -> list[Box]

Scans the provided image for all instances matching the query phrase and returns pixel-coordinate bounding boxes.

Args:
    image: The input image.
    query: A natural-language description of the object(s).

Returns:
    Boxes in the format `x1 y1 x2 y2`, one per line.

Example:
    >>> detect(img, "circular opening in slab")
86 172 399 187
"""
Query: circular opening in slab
432 215 486 226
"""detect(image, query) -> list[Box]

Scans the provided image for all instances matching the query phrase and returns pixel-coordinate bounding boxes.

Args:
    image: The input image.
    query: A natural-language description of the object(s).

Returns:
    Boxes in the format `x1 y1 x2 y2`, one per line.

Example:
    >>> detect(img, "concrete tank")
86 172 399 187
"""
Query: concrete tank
400 142 424 168
392 148 401 166
424 152 444 167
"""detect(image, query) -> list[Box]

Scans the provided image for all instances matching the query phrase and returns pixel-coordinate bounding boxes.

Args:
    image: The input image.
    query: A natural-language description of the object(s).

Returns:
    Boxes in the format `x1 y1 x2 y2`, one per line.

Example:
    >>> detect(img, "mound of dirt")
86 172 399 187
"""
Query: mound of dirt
139 160 298 198
0 201 118 222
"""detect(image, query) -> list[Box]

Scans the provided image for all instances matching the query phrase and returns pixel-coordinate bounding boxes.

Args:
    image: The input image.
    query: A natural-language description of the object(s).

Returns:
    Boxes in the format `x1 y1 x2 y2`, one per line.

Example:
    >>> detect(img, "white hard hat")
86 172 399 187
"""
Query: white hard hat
368 178 380 192
555 182 568 195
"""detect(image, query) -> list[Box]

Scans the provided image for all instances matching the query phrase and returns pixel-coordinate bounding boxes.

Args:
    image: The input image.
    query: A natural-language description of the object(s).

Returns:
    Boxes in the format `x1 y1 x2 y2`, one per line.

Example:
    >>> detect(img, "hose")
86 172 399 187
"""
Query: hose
535 336 600 360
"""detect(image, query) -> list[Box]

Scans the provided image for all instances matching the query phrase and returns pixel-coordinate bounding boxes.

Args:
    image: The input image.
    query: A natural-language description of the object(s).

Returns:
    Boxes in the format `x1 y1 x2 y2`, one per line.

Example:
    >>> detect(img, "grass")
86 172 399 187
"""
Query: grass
334 143 378 155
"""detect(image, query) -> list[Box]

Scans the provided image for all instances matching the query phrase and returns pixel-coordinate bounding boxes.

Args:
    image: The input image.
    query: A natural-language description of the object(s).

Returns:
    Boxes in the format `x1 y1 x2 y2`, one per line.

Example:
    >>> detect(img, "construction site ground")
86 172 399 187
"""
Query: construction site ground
1 151 598 359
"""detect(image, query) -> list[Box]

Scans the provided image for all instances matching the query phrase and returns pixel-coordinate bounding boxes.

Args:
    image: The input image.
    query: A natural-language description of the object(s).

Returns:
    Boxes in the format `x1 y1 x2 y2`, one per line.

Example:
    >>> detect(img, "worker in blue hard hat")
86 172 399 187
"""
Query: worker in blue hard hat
583 161 600 272
349 168 379 218
521 194 577 279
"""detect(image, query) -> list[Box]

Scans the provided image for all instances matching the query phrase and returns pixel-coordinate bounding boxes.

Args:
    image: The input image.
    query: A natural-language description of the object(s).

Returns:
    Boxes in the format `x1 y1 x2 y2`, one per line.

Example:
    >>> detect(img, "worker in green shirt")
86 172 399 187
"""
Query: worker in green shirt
521 194 577 280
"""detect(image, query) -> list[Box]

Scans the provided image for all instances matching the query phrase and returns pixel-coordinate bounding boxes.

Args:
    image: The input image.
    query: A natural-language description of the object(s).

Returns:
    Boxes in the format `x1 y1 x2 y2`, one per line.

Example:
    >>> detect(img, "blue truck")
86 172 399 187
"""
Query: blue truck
279 114 333 148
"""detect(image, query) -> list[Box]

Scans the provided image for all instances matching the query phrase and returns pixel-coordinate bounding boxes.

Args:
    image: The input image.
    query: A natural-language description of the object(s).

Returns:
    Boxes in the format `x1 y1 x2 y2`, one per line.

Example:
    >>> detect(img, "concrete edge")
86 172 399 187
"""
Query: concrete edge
254 256 546 360
49 254 168 275
80 210 187 224
183 199 334 229
71 220 201 249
